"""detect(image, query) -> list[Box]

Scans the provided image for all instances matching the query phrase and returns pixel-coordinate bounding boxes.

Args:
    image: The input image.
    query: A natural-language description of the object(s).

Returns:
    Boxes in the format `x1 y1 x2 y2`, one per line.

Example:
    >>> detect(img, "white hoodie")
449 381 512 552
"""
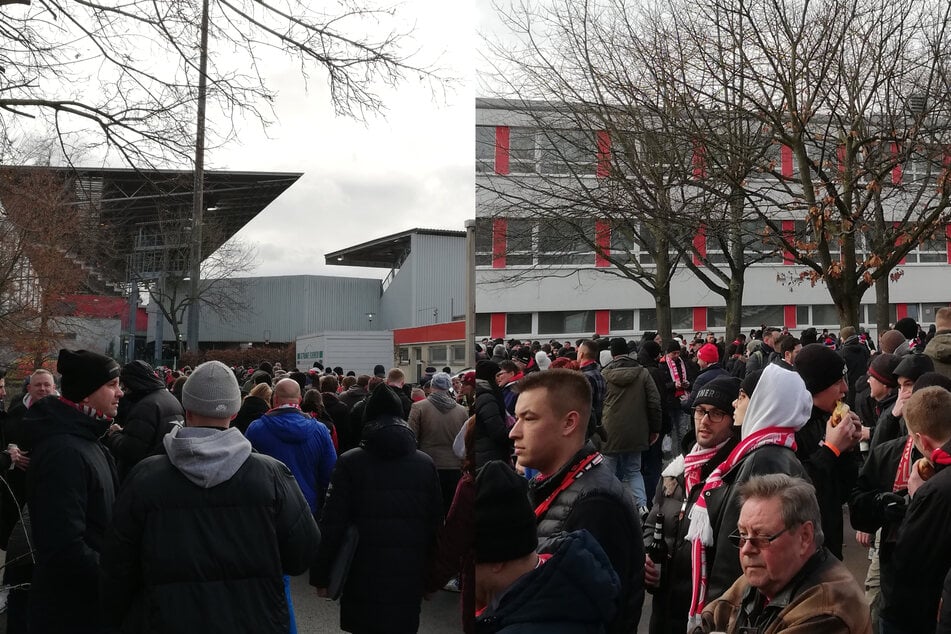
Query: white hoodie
741 363 814 440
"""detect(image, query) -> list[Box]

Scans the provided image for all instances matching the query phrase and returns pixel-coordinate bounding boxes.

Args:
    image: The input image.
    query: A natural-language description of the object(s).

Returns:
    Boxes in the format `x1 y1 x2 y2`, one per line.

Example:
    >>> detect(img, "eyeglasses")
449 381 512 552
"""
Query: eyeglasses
728 526 791 549
693 407 729 423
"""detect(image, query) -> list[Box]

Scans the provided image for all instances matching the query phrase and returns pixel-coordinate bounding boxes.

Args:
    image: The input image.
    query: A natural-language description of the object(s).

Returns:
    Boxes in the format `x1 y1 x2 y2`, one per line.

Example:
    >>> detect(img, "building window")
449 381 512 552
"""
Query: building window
429 346 448 364
538 129 596 176
451 344 467 363
797 305 809 326
476 126 496 173
640 307 693 331
811 304 840 326
509 128 537 174
475 314 491 338
475 217 494 266
905 228 947 263
538 310 597 335
921 303 950 324
537 217 595 265
611 310 635 332
506 218 535 266
507 313 532 335
398 347 410 363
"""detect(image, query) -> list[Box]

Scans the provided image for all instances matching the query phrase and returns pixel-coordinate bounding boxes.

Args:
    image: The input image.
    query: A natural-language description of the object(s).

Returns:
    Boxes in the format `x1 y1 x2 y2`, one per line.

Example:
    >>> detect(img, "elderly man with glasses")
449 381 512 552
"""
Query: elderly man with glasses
692 474 870 633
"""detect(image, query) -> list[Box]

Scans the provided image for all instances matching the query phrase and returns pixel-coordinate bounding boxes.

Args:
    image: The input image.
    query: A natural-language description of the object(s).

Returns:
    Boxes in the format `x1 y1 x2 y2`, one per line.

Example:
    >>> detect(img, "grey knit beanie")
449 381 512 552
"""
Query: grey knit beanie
182 360 241 419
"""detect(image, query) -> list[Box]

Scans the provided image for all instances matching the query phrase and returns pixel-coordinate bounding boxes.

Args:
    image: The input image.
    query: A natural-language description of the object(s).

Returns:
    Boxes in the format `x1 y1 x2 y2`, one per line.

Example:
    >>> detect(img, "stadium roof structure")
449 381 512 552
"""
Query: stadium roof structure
325 228 466 269
0 166 301 292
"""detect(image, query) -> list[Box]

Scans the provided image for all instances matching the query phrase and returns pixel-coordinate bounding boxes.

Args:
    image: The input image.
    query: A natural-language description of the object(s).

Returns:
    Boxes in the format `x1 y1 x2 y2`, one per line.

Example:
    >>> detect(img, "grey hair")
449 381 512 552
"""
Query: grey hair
738 474 824 548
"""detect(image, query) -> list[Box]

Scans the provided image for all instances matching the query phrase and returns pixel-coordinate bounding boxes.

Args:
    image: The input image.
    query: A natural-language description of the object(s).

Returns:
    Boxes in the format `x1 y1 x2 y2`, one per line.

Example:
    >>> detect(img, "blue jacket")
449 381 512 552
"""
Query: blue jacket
246 406 336 513
476 530 619 634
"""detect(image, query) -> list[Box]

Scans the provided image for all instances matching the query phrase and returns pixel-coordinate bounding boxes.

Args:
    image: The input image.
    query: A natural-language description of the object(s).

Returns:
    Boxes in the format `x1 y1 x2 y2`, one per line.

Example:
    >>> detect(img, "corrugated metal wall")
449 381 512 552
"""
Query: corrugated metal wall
178 275 383 342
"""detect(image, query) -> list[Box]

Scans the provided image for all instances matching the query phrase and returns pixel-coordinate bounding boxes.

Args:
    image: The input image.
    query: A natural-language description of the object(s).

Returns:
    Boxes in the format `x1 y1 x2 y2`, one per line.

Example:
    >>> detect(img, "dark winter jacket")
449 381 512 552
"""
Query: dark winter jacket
881 438 951 632
427 472 476 634
25 396 119 634
700 443 807 603
100 426 320 633
643 436 739 634
473 381 512 467
795 407 861 560
601 355 662 454
104 361 184 480
311 386 443 634
475 530 619 634
838 337 871 409
338 385 369 411
529 443 644 634
321 391 351 434
245 405 337 514
232 395 270 435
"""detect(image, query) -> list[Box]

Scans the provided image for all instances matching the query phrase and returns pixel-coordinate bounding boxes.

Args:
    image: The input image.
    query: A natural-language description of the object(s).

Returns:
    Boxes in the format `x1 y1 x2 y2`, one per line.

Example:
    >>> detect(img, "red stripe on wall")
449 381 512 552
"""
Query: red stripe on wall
784 305 797 330
946 223 951 265
393 321 466 346
692 142 707 179
781 145 793 178
892 142 902 185
692 225 706 265
693 307 707 332
896 304 908 321
490 313 506 340
596 131 611 179
495 126 510 175
595 220 611 267
595 310 610 336
492 218 507 269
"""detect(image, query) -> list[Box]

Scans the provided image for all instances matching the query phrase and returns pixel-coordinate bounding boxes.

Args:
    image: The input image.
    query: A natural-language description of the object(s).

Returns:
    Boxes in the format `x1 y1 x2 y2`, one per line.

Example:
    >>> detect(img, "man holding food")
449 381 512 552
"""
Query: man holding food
879 385 951 633
794 343 864 561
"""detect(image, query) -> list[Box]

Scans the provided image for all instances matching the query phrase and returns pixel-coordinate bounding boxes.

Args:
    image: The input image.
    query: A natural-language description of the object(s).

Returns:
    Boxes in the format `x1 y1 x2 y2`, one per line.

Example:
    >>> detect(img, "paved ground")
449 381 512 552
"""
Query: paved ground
0 507 872 633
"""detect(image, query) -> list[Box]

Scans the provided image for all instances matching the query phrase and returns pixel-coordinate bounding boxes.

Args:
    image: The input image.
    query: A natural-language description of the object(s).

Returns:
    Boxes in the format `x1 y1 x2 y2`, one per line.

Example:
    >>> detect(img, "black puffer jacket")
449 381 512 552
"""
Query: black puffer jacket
530 443 644 634
25 396 119 634
232 395 270 434
473 381 512 467
104 361 184 480
100 426 320 633
311 385 443 634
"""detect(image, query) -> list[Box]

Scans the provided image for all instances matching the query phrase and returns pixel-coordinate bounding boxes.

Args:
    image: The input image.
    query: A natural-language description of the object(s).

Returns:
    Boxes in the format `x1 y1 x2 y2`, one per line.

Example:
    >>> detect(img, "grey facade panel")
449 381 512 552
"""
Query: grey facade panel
411 233 467 325
190 275 382 342
379 251 415 330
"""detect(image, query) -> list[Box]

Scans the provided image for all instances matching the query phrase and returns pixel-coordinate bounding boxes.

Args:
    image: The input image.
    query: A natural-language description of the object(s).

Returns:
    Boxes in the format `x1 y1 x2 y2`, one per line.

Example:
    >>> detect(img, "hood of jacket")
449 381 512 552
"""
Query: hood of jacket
120 360 167 399
255 406 315 444
741 363 814 439
478 530 618 632
428 390 459 413
163 426 252 488
361 415 418 459
602 355 646 386
26 396 112 445
925 332 951 363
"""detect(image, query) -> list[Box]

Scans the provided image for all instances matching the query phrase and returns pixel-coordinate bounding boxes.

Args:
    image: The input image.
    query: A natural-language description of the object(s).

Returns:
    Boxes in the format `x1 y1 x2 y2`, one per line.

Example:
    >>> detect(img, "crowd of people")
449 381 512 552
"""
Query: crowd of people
0 305 948 633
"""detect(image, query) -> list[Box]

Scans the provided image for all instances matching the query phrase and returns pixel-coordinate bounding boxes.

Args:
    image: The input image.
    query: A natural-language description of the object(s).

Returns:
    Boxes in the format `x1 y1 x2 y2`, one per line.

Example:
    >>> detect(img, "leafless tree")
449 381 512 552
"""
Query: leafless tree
0 0 444 167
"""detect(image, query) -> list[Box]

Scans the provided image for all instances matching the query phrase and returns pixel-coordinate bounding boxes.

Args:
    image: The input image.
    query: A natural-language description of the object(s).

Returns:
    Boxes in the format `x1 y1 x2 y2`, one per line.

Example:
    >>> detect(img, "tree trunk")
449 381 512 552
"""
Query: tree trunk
655 285 672 342
654 233 673 341
874 276 890 341
829 277 863 330
725 276 745 343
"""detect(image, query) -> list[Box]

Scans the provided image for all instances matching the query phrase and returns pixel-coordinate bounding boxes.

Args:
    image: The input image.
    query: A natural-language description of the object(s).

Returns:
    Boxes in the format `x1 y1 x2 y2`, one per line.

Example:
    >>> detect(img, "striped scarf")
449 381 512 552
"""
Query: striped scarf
686 426 798 627
683 444 722 493
58 396 114 423
666 355 687 397
894 436 915 492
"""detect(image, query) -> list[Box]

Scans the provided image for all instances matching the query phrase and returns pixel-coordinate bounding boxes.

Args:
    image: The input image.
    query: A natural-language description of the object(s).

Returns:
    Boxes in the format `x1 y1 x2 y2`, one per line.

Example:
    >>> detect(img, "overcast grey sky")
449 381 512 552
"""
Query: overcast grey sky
208 0 482 280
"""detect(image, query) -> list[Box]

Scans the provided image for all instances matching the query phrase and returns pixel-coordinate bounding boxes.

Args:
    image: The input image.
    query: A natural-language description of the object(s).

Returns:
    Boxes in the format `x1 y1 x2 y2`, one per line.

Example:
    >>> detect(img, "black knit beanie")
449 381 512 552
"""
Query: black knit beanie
741 369 764 397
362 383 404 422
868 353 900 388
693 376 741 415
475 461 538 563
476 360 501 383
795 343 846 395
894 353 935 383
57 349 120 402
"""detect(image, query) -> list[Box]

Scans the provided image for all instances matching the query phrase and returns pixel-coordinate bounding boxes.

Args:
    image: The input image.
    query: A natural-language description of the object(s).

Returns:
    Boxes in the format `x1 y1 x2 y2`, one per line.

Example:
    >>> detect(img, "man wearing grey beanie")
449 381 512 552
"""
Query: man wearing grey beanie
101 360 320 632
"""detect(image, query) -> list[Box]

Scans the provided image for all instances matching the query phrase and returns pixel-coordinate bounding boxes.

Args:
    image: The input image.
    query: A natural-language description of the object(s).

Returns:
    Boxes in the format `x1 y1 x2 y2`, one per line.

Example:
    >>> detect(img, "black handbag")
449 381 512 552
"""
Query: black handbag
327 525 359 600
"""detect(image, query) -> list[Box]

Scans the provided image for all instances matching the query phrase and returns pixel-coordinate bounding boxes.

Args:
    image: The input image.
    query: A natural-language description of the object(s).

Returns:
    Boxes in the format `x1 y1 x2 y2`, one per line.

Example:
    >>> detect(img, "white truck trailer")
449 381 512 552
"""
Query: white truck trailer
295 331 393 376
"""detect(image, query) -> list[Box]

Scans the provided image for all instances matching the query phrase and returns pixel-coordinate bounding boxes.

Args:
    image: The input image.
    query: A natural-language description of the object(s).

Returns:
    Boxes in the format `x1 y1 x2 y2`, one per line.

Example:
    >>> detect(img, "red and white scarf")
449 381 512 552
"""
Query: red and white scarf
894 436 915 492
683 444 722 493
58 396 114 424
666 355 687 397
686 426 798 626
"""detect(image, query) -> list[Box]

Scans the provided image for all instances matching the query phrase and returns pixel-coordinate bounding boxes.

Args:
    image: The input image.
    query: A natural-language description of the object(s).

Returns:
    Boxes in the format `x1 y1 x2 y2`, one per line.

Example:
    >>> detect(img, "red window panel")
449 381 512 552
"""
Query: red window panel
595 220 611 267
896 304 908 321
946 223 951 265
693 307 707 332
595 310 610 336
490 313 506 340
495 126 510 175
492 218 507 269
782 220 795 265
596 131 611 179
692 224 706 265
784 305 797 330
891 142 902 185
692 142 707 179
781 145 793 178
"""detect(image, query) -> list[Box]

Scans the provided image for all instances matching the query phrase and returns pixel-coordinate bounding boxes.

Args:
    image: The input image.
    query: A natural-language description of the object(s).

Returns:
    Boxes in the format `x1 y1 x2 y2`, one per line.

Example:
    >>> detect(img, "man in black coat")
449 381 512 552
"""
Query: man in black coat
838 326 871 409
26 349 124 633
311 383 442 634
103 360 184 480
100 360 320 633
511 369 644 634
